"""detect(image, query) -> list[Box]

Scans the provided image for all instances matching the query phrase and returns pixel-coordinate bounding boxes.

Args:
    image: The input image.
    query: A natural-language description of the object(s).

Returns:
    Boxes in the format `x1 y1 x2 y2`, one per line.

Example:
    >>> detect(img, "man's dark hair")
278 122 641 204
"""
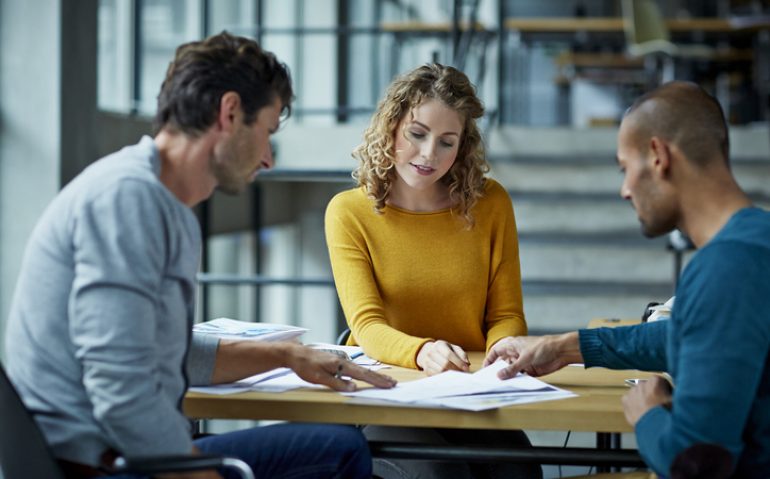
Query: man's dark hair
154 31 293 136
624 81 729 167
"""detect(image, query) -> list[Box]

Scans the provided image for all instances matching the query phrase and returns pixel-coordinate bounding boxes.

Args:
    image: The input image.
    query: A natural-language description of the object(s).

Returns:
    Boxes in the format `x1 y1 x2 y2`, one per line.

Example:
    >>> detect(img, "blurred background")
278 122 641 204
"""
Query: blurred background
3 0 770 350
2 2 769 476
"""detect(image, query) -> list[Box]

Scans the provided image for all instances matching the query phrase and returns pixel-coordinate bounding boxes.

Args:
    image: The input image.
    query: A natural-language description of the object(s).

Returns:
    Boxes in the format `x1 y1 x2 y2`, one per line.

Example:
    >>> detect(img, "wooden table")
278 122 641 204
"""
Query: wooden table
504 17 770 33
185 352 651 467
588 317 642 329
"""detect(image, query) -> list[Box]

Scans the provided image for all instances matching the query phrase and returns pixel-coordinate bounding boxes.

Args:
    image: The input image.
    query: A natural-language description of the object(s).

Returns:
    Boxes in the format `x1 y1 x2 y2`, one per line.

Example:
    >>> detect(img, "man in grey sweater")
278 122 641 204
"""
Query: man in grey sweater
4 32 394 479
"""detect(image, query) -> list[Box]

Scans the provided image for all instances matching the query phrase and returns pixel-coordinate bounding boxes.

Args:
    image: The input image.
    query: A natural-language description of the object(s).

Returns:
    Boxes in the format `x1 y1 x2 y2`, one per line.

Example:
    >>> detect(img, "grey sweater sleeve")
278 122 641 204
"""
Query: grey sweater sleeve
70 181 193 456
187 333 220 386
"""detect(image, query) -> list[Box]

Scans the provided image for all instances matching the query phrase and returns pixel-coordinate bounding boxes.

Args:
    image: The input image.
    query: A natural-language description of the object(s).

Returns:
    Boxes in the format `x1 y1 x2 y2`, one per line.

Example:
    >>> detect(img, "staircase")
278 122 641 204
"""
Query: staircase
487 126 770 333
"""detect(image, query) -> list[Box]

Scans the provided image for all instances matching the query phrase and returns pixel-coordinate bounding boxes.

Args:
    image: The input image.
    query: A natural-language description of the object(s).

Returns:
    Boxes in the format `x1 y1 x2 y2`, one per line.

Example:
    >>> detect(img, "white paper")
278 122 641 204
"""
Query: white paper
189 364 390 396
193 318 308 342
424 390 576 411
345 360 572 409
305 343 380 366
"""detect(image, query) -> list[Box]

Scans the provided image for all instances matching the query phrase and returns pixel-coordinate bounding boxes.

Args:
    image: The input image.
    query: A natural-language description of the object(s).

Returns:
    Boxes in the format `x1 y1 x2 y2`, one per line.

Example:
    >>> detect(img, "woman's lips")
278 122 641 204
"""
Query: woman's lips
411 163 435 176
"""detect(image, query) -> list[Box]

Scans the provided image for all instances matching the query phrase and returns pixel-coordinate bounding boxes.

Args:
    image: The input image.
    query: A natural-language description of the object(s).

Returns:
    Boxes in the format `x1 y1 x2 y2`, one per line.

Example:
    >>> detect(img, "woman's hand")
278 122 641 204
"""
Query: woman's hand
416 340 470 375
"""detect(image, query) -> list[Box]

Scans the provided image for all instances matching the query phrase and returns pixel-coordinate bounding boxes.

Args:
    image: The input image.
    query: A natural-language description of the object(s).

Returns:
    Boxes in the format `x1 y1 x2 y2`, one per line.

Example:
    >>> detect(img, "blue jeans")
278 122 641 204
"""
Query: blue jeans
106 423 371 479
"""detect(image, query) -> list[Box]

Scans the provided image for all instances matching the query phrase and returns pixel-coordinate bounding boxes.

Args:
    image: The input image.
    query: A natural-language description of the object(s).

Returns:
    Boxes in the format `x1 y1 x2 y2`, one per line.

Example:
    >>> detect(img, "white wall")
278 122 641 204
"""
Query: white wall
0 0 62 359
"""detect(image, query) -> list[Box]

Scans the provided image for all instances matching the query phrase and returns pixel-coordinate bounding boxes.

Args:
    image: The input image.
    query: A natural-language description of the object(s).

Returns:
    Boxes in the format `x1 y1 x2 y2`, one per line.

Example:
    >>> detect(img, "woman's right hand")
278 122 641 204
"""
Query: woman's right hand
416 340 470 375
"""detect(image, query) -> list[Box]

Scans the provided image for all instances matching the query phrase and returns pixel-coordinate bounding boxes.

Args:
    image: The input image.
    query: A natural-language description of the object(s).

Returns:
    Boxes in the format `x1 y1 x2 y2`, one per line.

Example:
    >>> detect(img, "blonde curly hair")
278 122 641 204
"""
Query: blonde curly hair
352 63 489 226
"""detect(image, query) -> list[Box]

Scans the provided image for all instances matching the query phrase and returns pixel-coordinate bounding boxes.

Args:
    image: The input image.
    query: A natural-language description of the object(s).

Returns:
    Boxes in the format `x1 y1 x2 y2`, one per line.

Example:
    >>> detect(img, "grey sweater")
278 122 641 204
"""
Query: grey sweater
4 136 219 466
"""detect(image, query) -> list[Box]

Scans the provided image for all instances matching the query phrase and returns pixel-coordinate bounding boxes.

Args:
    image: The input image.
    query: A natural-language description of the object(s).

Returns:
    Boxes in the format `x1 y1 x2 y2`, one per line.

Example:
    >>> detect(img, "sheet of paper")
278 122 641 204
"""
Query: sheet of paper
345 360 569 405
305 343 381 366
193 318 308 342
424 390 576 411
188 363 390 396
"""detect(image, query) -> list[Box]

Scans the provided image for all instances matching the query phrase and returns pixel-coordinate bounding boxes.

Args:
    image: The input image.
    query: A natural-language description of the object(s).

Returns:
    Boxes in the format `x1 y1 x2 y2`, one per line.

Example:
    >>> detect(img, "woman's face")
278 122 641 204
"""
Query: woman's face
392 99 463 194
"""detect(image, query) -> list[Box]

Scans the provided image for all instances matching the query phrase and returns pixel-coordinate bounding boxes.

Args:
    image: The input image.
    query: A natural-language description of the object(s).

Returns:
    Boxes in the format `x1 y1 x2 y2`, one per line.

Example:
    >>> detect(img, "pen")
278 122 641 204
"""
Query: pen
349 351 365 360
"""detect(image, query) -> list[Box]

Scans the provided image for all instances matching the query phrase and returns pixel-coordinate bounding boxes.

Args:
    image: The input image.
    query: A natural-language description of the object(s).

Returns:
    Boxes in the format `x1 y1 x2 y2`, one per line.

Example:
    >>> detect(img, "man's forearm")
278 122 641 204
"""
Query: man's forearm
210 340 300 384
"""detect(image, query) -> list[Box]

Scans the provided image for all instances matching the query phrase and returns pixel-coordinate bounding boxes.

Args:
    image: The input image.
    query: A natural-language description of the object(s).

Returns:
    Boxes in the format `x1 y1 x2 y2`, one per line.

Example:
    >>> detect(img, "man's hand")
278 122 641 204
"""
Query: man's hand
285 345 396 392
483 333 582 379
416 340 470 376
622 375 673 426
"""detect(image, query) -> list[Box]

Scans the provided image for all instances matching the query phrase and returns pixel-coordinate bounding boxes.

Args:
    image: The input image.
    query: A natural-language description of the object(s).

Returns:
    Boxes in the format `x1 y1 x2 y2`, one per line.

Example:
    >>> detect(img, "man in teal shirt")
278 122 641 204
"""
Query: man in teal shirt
486 82 770 477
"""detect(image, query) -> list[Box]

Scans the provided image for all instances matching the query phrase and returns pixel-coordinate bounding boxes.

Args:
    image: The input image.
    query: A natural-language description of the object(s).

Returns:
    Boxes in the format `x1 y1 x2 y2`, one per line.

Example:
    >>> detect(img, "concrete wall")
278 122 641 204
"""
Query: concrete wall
0 0 62 359
0 0 97 359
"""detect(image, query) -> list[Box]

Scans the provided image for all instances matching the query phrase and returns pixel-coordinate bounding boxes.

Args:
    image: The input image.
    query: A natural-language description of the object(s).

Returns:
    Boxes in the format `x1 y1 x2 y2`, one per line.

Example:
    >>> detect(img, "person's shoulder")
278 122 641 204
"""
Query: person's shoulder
327 187 370 212
474 178 512 212
326 187 376 226
714 207 770 249
75 139 159 193
682 232 770 295
479 178 510 203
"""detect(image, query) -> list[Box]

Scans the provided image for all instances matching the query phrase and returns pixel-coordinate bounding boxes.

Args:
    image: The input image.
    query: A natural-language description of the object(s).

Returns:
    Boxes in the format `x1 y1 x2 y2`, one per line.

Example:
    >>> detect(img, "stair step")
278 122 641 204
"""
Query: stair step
520 244 689 282
523 292 670 333
522 279 673 297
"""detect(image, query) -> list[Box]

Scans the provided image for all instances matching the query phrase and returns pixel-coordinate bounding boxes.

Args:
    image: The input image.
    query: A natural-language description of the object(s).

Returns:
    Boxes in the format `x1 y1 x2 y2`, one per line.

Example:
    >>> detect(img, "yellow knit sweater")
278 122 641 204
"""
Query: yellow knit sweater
324 179 527 368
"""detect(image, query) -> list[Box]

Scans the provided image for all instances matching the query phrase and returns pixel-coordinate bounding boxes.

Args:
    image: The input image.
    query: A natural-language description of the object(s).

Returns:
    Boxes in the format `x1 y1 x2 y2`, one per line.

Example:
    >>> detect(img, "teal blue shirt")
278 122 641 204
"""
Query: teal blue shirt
580 208 770 477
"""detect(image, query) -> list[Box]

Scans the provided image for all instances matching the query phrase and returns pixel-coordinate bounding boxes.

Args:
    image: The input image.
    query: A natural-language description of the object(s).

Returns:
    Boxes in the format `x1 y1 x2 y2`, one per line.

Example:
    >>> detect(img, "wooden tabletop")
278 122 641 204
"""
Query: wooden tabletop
504 17 766 33
379 17 770 34
185 352 656 433
587 318 642 328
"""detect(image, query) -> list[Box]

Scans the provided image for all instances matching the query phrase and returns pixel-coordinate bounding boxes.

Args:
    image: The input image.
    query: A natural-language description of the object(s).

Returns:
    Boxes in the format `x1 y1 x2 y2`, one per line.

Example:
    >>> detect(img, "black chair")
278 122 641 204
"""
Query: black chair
336 327 351 346
0 362 254 479
669 443 733 479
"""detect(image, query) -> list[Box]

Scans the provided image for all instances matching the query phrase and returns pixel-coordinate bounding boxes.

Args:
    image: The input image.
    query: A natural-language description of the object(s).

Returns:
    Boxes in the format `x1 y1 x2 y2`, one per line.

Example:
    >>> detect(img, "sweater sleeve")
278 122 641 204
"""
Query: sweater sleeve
186 333 220 386
325 194 431 368
70 180 193 456
484 183 527 350
634 243 770 475
578 321 668 371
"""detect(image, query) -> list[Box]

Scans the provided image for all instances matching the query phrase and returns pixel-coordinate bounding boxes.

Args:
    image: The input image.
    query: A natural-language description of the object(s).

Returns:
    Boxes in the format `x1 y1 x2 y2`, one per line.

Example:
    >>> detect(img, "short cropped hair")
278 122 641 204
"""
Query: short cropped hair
353 63 488 226
154 31 293 136
625 81 729 166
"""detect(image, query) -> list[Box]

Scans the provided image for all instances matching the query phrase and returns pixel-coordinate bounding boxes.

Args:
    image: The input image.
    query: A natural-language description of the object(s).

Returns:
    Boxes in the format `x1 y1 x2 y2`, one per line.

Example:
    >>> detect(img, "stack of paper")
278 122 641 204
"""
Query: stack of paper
193 318 307 342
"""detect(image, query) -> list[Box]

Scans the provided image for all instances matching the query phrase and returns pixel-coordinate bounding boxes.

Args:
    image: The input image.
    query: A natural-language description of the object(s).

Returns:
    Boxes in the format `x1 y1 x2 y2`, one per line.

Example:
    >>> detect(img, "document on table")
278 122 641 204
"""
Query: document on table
193 317 308 342
189 345 387 395
306 343 381 366
345 360 575 411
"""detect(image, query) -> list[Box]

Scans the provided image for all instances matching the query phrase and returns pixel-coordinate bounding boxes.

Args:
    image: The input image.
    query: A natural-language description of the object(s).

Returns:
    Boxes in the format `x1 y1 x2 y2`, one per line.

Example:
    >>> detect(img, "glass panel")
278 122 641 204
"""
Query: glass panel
97 0 133 111
137 0 202 115
208 0 257 37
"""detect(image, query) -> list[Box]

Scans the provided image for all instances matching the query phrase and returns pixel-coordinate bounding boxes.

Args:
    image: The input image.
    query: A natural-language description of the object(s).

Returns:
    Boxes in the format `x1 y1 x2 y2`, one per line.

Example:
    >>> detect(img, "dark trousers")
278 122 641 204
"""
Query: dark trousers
105 423 372 479
365 425 543 479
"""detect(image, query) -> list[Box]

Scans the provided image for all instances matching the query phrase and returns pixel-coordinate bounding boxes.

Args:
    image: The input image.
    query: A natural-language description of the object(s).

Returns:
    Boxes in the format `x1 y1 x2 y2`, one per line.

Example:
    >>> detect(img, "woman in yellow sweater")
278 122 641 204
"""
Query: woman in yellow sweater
326 64 527 373
325 64 540 479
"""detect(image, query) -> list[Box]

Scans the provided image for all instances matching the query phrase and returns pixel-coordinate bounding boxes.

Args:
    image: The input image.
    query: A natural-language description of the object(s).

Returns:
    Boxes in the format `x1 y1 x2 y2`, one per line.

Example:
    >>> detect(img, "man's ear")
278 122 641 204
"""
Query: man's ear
649 136 671 177
217 91 242 133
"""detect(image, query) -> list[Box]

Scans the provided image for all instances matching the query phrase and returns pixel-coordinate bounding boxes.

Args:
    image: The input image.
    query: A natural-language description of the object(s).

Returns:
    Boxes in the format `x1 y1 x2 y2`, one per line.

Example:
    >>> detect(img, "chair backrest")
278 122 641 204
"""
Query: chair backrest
0 363 65 479
622 0 670 46
669 443 733 479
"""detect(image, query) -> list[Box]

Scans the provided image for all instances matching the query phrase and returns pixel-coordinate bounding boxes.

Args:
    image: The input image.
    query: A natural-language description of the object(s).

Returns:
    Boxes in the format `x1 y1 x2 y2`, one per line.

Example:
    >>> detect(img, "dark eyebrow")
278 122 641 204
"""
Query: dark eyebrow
412 120 460 137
